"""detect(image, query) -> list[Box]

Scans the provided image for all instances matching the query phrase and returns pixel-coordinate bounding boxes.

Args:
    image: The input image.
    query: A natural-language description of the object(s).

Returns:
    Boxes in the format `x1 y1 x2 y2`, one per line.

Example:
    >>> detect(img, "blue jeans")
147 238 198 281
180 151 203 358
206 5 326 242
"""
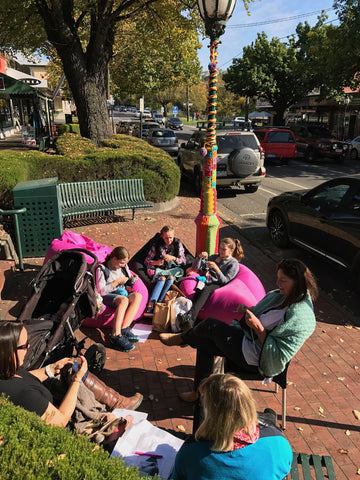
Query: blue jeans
150 277 175 303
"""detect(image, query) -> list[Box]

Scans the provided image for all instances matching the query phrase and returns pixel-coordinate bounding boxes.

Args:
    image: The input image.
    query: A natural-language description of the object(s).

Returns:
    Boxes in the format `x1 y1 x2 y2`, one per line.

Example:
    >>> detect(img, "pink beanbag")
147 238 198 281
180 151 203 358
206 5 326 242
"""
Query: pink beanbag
44 231 148 327
179 264 266 325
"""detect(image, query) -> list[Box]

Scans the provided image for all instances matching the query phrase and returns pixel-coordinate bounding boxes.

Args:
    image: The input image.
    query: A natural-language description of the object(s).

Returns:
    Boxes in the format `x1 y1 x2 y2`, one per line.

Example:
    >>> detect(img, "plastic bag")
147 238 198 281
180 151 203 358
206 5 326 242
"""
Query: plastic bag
170 297 193 333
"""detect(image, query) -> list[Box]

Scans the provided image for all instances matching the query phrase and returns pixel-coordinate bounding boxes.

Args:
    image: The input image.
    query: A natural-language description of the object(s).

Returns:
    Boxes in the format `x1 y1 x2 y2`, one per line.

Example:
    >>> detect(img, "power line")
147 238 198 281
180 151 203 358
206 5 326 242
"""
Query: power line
227 8 334 29
218 15 337 69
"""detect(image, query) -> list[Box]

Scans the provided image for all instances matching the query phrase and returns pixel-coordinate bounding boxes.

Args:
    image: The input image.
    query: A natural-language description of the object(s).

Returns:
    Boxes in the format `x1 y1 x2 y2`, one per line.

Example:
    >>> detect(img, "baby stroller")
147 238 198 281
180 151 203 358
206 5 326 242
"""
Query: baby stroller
19 248 106 374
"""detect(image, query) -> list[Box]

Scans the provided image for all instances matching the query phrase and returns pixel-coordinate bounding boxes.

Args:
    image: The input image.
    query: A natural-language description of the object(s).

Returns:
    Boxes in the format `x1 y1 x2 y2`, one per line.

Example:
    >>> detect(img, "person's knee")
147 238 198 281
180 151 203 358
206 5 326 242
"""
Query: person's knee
115 296 129 308
131 292 142 302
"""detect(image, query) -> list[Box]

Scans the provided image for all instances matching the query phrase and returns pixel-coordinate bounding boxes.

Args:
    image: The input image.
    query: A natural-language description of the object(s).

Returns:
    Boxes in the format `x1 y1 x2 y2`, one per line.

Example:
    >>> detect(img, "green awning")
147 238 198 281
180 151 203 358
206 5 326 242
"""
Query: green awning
0 72 37 96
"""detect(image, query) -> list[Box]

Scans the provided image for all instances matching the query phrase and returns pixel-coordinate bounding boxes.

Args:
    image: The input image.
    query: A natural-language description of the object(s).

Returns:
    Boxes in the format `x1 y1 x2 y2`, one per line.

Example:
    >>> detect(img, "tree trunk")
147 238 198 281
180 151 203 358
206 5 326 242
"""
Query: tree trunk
36 2 114 145
62 58 112 146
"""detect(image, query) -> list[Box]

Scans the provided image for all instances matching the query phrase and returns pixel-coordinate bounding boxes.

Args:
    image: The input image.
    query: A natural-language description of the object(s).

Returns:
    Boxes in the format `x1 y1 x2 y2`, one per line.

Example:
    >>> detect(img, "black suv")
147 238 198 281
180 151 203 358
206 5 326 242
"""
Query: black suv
290 124 349 162
178 127 265 194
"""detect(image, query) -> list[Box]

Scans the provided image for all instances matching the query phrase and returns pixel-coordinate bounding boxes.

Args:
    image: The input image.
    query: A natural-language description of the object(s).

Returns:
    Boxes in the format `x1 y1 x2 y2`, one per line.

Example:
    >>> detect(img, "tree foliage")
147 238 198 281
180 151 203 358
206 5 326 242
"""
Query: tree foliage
224 32 320 123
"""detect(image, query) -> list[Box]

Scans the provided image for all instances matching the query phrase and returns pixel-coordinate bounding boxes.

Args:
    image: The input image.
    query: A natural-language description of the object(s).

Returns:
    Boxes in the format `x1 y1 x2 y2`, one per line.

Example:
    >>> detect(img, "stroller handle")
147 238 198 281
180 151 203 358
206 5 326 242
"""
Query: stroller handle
65 248 98 269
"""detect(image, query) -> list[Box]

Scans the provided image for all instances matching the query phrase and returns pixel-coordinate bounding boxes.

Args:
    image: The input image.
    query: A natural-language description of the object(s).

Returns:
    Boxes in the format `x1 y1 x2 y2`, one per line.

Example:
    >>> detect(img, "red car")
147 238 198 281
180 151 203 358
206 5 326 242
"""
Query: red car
254 127 297 164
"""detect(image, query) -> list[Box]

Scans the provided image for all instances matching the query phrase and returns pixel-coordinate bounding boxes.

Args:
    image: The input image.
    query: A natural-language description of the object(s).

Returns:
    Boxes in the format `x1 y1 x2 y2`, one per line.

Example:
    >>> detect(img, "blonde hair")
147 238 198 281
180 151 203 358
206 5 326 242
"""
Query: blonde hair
220 238 244 262
195 374 258 452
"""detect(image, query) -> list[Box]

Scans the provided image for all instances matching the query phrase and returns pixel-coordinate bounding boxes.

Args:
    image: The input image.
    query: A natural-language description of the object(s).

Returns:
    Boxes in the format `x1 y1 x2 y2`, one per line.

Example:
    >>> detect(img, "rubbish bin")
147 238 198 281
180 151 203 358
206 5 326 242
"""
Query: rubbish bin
65 114 72 124
13 177 63 257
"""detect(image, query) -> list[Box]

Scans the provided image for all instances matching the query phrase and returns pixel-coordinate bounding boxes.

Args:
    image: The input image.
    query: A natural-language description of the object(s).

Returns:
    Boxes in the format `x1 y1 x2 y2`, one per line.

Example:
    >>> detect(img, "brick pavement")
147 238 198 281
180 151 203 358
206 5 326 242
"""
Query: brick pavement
1 195 360 479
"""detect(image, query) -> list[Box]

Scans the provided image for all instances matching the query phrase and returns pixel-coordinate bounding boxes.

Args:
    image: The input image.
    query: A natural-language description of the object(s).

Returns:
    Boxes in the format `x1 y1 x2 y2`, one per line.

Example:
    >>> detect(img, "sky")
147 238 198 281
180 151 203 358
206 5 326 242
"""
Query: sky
197 0 337 71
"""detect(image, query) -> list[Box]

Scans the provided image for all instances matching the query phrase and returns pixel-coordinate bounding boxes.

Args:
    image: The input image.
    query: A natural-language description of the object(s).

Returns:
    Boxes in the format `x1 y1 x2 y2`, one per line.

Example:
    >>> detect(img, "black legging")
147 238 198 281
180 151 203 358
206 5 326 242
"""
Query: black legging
182 317 258 389
190 284 219 318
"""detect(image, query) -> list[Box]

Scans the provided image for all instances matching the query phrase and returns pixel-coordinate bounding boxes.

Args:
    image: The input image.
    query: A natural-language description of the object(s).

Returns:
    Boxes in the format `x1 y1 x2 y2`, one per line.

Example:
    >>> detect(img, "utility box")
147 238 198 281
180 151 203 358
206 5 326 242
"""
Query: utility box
13 177 63 257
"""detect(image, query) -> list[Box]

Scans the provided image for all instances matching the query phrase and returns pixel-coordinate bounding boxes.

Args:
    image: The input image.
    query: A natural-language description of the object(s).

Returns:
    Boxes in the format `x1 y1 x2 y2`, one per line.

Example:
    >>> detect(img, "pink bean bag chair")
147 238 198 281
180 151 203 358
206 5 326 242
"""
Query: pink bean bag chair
44 231 148 328
179 264 266 325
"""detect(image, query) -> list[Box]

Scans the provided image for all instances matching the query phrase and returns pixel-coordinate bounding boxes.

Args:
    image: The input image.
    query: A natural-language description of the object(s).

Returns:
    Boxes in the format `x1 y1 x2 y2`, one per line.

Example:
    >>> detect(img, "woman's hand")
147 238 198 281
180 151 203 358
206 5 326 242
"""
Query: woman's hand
207 260 219 272
51 358 73 375
163 254 176 263
199 252 208 259
236 304 248 315
245 310 267 343
113 277 127 288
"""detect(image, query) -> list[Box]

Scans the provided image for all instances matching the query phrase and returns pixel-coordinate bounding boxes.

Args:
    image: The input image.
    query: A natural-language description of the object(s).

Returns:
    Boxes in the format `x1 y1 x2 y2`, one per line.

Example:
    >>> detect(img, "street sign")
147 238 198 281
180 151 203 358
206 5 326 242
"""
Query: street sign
173 106 178 115
140 97 144 113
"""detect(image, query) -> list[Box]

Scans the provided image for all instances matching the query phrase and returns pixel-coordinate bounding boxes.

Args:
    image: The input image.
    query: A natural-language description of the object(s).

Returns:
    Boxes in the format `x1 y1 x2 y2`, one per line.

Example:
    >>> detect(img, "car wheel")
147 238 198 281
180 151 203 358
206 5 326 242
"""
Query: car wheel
304 148 318 162
194 167 202 196
244 184 259 193
350 148 358 160
267 210 290 248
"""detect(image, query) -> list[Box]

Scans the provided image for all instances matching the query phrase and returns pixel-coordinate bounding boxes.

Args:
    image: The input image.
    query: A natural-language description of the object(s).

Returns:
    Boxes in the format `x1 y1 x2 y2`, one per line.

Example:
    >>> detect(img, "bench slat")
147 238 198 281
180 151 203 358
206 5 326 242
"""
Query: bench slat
287 453 337 480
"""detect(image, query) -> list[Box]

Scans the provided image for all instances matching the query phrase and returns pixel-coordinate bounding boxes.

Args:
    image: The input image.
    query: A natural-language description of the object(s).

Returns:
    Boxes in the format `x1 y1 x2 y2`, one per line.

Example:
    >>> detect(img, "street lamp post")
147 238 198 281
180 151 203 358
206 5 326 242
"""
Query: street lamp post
343 95 350 140
195 0 236 255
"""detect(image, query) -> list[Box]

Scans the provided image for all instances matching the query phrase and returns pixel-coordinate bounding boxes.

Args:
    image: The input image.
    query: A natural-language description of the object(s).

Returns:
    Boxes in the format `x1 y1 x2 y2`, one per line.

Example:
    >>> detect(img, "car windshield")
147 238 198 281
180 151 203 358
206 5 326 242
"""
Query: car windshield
308 126 333 138
152 130 175 138
267 131 295 143
217 134 259 153
170 118 181 123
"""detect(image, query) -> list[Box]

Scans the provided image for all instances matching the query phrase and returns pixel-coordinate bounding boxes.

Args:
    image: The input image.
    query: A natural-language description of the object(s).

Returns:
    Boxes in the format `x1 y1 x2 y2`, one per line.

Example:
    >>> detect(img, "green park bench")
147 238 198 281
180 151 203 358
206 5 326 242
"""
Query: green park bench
287 452 337 479
58 178 152 222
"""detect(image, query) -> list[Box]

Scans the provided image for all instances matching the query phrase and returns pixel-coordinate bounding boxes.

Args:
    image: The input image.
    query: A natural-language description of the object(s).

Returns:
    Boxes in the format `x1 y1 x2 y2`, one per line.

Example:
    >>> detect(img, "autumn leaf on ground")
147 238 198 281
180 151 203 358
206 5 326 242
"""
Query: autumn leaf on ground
338 448 349 454
318 406 324 414
329 353 333 357
345 325 353 329
345 430 351 436
338 377 345 381
294 407 301 411
177 425 186 432
353 410 360 420
297 426 304 431
339 338 344 343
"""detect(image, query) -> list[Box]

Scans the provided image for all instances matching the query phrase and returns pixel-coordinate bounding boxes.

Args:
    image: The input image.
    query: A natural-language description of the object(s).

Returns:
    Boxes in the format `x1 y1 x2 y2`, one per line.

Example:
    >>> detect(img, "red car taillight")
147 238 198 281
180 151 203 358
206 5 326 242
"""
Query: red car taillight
175 138 178 144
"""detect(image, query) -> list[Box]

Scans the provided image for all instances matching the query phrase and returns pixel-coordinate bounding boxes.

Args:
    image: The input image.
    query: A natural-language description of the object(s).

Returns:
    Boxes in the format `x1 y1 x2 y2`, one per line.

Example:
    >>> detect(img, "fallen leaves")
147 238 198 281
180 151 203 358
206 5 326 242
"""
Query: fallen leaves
318 406 325 417
353 410 360 420
345 430 351 436
338 448 349 454
177 425 185 432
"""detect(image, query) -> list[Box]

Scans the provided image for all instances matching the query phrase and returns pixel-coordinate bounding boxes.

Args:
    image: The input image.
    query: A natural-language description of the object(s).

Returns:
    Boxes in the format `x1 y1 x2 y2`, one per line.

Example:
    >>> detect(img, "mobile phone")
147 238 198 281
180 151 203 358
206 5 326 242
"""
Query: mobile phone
72 360 88 382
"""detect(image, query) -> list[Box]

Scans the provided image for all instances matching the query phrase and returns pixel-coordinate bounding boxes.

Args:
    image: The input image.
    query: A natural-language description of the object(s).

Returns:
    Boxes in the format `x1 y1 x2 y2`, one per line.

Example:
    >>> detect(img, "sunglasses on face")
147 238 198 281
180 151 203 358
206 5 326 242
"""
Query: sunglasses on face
17 340 29 350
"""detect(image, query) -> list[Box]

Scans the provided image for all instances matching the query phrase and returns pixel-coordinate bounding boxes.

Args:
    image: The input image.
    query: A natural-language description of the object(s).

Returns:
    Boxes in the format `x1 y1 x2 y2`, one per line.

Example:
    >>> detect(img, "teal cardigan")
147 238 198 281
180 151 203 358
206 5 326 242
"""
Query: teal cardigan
245 290 316 377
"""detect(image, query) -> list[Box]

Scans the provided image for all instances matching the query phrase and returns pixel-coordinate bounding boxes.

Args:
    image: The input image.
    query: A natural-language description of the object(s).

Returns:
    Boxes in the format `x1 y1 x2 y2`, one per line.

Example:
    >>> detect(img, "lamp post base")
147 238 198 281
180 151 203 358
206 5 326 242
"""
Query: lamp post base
195 211 221 255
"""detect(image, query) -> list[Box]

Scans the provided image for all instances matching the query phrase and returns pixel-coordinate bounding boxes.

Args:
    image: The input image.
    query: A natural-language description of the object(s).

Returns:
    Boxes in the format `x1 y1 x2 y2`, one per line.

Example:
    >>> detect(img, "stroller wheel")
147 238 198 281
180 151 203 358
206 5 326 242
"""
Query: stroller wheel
85 343 106 376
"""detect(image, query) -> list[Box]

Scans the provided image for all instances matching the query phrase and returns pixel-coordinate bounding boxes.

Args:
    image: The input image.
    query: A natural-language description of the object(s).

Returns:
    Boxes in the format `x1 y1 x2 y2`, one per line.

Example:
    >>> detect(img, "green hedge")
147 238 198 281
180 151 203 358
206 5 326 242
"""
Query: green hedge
0 132 180 207
0 397 155 480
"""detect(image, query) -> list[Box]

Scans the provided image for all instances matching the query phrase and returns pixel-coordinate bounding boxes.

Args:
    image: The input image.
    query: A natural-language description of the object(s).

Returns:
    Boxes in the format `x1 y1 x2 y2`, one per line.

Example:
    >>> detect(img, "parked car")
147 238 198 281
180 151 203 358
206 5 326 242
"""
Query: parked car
147 128 179 156
165 117 183 130
141 121 161 138
346 136 360 160
266 175 360 290
290 124 349 162
254 127 297 164
177 127 265 194
119 105 127 112
153 113 164 125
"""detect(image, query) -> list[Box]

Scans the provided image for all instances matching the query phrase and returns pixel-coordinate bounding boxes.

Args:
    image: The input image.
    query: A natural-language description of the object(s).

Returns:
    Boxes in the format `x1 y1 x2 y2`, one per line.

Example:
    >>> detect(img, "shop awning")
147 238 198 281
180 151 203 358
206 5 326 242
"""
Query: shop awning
0 72 37 96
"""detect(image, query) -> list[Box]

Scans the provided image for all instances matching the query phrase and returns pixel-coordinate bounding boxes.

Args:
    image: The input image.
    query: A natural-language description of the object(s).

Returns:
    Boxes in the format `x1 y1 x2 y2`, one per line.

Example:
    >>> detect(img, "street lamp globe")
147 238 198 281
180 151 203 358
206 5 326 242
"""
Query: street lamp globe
197 0 236 41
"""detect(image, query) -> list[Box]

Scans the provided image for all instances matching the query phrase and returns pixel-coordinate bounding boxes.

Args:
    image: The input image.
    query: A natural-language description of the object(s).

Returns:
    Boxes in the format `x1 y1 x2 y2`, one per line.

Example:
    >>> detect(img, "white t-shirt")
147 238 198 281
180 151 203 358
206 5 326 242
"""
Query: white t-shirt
242 306 287 366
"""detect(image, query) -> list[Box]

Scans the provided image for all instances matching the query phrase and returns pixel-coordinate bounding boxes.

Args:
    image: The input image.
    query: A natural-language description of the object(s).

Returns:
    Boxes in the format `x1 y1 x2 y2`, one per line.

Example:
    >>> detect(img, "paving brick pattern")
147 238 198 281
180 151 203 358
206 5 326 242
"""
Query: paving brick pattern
1 195 360 479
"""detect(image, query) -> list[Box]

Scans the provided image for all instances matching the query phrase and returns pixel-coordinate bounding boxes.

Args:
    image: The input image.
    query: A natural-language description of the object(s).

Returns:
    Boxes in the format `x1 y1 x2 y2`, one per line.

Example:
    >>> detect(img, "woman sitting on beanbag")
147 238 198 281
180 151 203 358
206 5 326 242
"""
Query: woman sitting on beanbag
176 237 244 331
97 246 142 352
143 225 186 316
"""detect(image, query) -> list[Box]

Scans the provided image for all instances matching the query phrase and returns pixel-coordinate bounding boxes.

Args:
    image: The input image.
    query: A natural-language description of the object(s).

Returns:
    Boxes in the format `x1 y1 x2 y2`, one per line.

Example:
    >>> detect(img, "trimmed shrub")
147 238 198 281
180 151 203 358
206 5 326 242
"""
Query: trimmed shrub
0 397 155 480
0 133 180 206
55 132 97 156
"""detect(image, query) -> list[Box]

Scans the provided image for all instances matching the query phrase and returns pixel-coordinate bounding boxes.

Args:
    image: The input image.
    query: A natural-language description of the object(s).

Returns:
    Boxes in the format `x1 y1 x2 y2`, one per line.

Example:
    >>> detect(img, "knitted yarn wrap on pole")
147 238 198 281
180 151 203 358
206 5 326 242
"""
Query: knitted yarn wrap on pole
195 39 221 256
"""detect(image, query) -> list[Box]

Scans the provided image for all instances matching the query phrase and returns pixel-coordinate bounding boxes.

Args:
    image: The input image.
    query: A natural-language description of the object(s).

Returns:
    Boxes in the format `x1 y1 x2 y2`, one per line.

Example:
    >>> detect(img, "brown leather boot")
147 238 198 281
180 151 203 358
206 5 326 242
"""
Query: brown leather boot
84 371 143 410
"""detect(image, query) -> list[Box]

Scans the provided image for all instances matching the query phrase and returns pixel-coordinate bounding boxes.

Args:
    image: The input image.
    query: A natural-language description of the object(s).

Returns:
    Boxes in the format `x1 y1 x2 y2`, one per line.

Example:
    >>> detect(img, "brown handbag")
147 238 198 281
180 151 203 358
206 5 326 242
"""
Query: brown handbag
152 290 181 333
